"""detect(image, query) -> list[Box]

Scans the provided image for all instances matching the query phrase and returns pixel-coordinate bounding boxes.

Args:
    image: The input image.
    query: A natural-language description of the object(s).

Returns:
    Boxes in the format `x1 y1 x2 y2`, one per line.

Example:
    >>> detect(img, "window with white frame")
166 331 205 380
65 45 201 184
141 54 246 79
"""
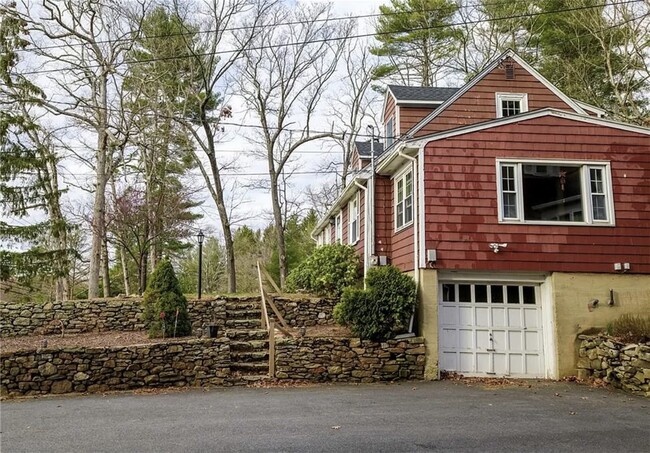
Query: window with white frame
395 169 413 230
496 93 528 118
335 212 343 243
385 117 395 147
497 160 614 225
348 194 360 244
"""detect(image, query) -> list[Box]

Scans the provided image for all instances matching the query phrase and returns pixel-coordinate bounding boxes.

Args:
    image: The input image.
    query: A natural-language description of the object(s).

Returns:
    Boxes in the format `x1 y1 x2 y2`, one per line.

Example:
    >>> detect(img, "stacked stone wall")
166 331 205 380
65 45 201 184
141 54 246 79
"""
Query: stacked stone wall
1 338 230 397
1 295 335 337
270 297 336 327
577 335 650 397
275 337 425 382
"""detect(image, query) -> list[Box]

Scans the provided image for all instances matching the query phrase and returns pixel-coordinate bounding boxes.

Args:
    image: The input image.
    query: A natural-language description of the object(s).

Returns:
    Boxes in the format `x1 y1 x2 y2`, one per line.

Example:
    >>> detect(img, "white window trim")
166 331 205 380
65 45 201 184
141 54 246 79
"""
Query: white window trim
495 158 615 226
495 92 529 118
335 212 343 244
348 193 360 245
393 165 414 232
385 116 395 147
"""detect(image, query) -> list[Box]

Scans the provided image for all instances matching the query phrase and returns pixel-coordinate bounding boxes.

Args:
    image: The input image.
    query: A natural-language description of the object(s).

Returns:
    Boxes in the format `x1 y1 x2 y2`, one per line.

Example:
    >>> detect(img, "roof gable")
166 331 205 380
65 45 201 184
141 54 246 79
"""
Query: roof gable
406 49 586 138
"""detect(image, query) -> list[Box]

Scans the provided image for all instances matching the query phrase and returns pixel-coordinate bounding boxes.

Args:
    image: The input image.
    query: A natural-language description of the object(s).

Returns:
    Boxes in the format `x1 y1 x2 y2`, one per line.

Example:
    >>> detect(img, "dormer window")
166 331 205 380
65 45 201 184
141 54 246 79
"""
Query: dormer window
385 117 394 147
496 93 528 118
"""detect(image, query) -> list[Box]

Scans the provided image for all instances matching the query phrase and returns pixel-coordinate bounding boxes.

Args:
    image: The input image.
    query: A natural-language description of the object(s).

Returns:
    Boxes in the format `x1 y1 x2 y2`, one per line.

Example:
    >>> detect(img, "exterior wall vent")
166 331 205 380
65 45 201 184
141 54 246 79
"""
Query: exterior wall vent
504 60 515 80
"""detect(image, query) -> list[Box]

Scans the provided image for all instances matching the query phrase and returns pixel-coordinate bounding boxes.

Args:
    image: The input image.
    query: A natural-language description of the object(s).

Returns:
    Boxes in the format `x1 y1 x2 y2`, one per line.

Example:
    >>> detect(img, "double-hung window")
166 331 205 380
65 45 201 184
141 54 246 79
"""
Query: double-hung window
496 159 614 225
395 169 413 230
496 93 528 118
348 194 360 244
335 212 343 243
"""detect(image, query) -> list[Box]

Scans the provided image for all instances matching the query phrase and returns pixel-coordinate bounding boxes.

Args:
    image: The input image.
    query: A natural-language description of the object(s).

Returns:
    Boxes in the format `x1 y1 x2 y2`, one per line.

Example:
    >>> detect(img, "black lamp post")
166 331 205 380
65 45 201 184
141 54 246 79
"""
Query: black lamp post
197 230 204 299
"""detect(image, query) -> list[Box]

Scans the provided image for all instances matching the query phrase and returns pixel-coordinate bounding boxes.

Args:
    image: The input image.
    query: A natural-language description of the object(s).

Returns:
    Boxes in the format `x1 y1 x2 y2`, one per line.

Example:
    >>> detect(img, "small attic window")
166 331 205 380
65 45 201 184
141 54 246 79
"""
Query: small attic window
504 61 515 80
496 93 528 118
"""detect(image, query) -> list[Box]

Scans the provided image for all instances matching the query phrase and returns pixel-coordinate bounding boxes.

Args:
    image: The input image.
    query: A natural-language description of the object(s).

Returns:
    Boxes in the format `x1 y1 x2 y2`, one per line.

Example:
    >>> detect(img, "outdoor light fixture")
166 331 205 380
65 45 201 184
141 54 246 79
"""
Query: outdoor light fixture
197 230 205 300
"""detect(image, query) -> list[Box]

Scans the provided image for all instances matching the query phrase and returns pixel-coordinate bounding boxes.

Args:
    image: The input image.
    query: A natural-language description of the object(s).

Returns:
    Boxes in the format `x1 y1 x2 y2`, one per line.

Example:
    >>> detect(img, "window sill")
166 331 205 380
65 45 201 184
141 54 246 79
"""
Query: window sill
498 220 616 227
394 221 414 234
349 238 360 246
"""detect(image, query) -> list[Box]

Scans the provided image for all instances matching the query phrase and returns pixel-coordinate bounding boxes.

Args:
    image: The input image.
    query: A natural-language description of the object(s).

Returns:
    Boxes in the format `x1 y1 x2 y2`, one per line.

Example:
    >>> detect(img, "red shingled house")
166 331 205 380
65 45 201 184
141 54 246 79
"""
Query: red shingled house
312 50 650 380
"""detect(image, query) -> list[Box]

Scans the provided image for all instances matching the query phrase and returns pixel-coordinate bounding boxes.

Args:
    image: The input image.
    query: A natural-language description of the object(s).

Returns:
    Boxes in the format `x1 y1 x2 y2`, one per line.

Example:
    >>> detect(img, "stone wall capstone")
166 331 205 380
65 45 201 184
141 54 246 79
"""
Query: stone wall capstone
275 336 425 382
577 335 650 397
1 338 230 397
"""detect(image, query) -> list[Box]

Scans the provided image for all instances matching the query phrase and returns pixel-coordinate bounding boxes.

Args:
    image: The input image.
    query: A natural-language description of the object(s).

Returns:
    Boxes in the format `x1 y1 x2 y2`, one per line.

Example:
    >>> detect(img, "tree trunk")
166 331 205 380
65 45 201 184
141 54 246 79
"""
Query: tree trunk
101 233 111 297
119 246 131 296
270 173 287 288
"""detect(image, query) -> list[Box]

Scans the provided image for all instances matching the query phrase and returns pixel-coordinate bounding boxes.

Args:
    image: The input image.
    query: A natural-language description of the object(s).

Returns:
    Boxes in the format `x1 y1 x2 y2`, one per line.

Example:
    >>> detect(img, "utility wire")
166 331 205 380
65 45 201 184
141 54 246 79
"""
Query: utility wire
10 0 612 54
14 0 644 76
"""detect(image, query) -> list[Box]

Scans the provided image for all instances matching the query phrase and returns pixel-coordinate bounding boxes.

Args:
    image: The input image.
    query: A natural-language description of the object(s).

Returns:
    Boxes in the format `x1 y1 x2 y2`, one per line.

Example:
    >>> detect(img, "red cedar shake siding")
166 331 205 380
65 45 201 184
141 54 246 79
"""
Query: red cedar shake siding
384 95 396 127
399 106 437 135
374 176 393 258
354 191 365 255
414 58 576 137
422 115 650 274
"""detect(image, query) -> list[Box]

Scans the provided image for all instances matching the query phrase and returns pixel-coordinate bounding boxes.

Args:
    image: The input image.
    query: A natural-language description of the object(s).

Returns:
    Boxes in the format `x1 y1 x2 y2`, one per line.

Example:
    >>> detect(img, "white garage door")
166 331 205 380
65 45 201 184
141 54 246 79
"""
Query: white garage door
439 282 545 378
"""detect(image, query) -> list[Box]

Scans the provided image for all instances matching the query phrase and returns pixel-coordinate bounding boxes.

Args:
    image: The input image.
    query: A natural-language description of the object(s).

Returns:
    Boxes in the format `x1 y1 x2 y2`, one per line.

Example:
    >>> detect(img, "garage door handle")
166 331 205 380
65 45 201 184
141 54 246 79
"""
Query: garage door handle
487 348 495 352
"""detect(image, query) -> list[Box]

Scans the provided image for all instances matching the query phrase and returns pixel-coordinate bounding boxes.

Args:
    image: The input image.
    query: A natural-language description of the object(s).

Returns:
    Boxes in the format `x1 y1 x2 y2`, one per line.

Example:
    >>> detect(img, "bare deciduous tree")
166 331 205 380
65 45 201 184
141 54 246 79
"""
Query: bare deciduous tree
236 1 351 287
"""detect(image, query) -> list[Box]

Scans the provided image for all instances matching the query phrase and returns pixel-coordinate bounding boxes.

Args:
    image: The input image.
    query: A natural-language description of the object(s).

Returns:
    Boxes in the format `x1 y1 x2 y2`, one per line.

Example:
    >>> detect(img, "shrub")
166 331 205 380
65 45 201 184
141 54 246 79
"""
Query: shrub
333 265 416 341
142 259 192 338
606 314 650 343
286 243 361 297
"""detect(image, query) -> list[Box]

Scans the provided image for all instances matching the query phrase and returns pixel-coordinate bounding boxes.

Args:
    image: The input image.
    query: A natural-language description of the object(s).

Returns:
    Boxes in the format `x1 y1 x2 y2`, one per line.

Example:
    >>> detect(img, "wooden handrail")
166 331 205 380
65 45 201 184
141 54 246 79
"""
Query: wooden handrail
257 261 271 332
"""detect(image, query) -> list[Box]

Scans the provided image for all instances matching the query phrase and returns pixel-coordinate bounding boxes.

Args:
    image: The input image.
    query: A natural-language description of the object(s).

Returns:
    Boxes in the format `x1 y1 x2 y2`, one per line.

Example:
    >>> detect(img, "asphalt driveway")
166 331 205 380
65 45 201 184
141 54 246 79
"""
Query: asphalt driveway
1 380 648 452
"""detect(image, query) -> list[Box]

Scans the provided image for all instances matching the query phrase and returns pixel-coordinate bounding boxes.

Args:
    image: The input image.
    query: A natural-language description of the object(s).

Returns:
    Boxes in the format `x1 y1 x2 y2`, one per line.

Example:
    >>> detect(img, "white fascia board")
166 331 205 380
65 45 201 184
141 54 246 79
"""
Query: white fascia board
381 89 397 123
573 99 607 117
312 175 369 236
407 108 650 150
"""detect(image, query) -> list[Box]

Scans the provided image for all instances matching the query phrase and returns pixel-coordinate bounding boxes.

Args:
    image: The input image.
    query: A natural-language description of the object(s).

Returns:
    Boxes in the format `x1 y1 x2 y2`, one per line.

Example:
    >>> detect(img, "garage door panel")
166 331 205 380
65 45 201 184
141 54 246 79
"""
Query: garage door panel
459 329 473 349
459 306 473 325
441 329 457 348
525 331 539 350
439 282 545 378
491 307 506 327
523 308 539 328
441 306 458 325
509 354 524 374
475 307 489 327
459 353 474 372
508 331 523 351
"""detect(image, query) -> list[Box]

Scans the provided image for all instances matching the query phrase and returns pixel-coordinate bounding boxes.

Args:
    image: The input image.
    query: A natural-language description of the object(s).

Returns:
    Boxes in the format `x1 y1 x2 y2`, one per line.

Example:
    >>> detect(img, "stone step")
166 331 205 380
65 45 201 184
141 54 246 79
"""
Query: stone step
232 350 269 362
231 374 270 385
225 301 261 311
226 329 268 341
226 319 262 329
231 362 269 373
230 340 268 351
226 308 262 320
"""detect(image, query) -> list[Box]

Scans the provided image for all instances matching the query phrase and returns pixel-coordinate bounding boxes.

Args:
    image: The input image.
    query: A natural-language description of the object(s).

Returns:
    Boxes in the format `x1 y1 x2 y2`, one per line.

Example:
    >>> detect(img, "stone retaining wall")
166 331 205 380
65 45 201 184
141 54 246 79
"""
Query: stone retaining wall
275 337 425 382
0 298 228 337
1 295 335 337
577 335 650 397
270 297 336 327
1 338 230 397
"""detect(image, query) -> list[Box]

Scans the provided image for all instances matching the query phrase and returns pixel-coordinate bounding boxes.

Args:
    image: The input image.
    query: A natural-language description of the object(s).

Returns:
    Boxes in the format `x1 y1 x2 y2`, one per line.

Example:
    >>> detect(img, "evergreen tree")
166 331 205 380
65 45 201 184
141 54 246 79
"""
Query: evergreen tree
142 259 191 338
371 0 460 86
0 3 71 296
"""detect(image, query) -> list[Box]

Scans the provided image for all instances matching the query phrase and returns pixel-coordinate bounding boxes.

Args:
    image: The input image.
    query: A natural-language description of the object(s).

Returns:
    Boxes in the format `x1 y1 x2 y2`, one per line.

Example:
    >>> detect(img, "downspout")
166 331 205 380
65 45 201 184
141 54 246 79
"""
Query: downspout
398 150 419 336
354 181 369 283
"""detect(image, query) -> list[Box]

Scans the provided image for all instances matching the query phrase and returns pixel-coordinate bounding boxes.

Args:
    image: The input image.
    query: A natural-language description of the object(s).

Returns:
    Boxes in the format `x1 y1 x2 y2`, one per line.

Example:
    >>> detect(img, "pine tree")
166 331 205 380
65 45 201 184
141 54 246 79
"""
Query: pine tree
142 259 191 338
0 2 71 296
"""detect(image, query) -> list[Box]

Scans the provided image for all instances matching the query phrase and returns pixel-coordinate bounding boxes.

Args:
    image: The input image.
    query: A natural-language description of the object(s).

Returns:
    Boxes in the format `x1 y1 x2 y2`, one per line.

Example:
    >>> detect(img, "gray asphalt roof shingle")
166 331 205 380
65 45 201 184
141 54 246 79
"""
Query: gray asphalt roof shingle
387 85 459 103
355 140 385 157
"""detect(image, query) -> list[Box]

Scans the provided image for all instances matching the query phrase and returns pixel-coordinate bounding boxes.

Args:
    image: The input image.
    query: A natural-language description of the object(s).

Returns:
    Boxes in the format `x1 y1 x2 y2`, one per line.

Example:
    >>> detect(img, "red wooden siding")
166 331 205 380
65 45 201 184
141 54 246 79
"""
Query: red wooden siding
354 191 365 255
422 115 650 274
374 176 393 259
350 149 360 171
384 95 396 126
399 106 437 135
414 58 575 137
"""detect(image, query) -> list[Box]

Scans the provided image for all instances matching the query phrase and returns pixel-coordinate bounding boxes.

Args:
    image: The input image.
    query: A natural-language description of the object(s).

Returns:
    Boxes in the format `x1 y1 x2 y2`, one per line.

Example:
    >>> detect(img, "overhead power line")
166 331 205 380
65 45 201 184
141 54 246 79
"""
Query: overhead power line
14 0 644 76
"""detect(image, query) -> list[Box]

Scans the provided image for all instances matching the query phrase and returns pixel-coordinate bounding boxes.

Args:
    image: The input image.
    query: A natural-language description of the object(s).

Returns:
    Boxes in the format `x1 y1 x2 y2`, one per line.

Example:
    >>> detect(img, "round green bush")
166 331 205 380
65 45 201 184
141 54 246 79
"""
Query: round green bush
334 265 416 341
142 259 192 338
286 243 361 297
